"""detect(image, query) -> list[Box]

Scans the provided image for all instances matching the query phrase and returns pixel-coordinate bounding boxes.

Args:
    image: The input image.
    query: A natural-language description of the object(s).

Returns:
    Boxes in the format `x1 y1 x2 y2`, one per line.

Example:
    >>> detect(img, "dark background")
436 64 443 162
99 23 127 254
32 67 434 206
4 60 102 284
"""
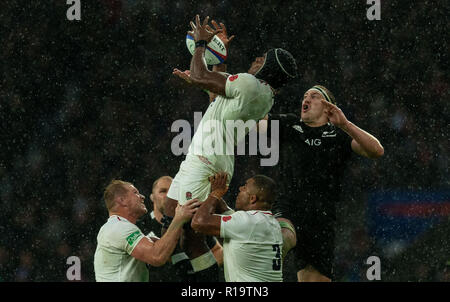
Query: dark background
0 1 448 281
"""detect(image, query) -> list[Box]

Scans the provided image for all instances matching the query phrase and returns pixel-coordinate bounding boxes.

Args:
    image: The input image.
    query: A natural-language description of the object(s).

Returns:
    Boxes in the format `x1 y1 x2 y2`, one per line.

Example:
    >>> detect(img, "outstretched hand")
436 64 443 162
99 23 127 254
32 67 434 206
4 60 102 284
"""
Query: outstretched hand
209 172 229 199
174 198 200 224
321 99 349 129
172 68 192 84
208 20 235 52
188 15 222 43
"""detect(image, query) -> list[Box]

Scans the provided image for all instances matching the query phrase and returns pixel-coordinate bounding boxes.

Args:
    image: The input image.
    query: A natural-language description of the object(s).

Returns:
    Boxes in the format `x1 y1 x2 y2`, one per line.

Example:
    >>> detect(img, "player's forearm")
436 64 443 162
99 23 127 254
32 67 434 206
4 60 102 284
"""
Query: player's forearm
189 47 227 95
190 46 209 82
191 196 220 233
207 64 227 102
150 221 183 266
213 63 227 73
342 121 384 158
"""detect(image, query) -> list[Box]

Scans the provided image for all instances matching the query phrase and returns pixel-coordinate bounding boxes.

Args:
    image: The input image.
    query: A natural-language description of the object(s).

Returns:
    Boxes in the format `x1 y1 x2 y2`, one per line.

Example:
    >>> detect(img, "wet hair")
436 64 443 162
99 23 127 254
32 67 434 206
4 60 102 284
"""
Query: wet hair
103 179 132 210
255 48 298 89
311 84 336 105
251 175 277 206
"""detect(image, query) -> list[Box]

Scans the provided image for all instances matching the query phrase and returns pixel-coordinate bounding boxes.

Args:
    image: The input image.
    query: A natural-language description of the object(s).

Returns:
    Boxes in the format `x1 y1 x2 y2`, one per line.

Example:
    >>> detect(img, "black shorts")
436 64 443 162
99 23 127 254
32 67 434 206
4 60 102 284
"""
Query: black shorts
289 215 335 279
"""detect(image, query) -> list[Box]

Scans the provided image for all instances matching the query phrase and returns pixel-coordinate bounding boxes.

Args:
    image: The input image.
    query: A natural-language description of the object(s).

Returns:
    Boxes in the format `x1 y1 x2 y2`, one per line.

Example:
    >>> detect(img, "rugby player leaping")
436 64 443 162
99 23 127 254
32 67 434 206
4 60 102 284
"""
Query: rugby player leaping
163 15 298 281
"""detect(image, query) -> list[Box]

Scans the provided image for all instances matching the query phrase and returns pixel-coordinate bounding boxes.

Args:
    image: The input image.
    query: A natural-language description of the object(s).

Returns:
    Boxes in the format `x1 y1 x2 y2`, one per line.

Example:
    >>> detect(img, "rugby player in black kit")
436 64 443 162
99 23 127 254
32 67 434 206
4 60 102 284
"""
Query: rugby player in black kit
261 85 384 282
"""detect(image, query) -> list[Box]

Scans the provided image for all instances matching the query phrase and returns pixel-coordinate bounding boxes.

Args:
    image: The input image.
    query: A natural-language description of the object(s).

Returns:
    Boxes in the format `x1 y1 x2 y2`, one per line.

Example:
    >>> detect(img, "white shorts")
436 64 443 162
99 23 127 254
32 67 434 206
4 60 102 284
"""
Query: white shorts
167 155 231 205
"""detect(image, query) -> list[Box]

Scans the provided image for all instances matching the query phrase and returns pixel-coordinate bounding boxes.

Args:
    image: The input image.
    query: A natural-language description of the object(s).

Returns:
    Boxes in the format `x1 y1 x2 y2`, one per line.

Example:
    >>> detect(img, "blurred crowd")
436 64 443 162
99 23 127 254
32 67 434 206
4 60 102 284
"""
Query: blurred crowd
0 1 448 281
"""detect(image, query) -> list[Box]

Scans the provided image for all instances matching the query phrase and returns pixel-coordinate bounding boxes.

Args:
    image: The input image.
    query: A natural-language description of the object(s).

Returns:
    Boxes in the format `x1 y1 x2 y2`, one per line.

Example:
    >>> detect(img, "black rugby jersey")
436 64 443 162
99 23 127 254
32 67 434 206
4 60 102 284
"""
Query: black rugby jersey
139 212 218 282
268 113 353 221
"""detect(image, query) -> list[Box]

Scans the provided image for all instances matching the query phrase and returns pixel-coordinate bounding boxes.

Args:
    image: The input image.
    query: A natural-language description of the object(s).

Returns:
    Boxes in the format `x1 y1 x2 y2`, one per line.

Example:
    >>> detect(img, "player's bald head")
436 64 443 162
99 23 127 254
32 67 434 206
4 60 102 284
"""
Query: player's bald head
152 176 173 193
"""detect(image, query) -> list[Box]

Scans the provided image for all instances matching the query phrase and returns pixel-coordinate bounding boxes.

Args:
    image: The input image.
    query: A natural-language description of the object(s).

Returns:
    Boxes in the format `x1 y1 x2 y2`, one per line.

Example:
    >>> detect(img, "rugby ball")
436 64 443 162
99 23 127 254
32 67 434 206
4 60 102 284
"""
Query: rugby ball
186 34 227 65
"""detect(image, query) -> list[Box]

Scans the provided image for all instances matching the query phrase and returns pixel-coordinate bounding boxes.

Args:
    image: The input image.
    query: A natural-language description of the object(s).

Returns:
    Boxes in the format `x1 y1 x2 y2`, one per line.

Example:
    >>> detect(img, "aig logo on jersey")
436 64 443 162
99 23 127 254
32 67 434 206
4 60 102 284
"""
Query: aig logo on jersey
304 138 321 146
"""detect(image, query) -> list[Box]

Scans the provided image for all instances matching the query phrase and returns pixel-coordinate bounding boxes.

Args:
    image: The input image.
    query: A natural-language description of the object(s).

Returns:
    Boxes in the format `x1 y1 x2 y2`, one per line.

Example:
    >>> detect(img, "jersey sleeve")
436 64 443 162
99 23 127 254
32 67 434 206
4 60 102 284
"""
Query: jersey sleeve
108 221 145 255
223 73 272 121
225 73 259 102
220 211 253 240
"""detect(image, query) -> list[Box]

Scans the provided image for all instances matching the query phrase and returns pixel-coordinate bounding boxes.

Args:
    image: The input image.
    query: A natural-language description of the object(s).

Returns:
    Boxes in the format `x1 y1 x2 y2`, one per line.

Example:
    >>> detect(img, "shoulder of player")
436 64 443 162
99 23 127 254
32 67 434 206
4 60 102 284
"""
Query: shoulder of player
228 73 271 89
103 216 140 235
235 210 275 219
269 113 299 124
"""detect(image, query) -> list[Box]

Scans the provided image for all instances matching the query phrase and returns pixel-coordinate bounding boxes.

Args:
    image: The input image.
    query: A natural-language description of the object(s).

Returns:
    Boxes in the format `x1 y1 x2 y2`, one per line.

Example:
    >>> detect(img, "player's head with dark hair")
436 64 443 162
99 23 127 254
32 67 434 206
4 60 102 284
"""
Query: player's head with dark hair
235 175 277 211
249 48 298 89
252 175 277 206
310 85 336 105
301 84 337 126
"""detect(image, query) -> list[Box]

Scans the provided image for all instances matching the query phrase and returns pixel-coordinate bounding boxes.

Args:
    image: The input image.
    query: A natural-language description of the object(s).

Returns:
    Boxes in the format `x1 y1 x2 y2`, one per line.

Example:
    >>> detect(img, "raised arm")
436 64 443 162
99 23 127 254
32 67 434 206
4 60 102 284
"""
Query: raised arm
173 20 235 103
188 15 228 96
208 20 234 102
321 99 384 159
131 199 199 266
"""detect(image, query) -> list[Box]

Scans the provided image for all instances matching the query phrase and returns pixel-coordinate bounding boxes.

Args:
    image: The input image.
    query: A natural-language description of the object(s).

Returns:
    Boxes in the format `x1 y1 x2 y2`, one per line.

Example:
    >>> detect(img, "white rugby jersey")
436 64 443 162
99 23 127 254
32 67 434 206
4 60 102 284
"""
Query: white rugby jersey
94 215 149 282
187 73 274 179
220 210 283 282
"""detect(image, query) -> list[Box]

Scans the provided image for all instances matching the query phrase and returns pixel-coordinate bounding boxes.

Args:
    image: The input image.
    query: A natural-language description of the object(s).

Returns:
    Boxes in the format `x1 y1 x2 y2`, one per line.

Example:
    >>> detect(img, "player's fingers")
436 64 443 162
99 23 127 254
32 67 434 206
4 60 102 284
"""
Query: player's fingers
205 25 214 33
195 15 201 27
211 20 220 31
228 35 235 43
202 16 210 27
219 22 227 34
320 99 333 109
185 198 198 208
189 21 196 31
321 98 337 109
221 172 228 181
219 172 227 183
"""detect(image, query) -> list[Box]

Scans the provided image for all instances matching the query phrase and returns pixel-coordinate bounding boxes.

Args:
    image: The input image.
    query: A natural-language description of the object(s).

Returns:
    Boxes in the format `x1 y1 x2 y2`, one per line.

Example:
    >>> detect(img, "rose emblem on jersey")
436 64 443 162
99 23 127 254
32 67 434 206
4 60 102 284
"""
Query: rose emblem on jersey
222 216 232 222
186 192 192 200
229 75 239 82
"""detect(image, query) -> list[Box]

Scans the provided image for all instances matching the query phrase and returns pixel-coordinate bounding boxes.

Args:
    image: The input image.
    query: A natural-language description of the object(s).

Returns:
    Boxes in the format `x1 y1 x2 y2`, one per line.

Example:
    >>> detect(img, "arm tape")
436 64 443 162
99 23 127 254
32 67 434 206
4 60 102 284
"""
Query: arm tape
279 220 296 235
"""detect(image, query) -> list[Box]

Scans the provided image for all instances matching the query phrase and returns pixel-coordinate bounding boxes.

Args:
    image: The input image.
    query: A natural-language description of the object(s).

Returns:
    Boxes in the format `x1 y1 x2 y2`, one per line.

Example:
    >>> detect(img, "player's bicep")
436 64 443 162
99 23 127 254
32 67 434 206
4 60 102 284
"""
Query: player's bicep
191 214 222 237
